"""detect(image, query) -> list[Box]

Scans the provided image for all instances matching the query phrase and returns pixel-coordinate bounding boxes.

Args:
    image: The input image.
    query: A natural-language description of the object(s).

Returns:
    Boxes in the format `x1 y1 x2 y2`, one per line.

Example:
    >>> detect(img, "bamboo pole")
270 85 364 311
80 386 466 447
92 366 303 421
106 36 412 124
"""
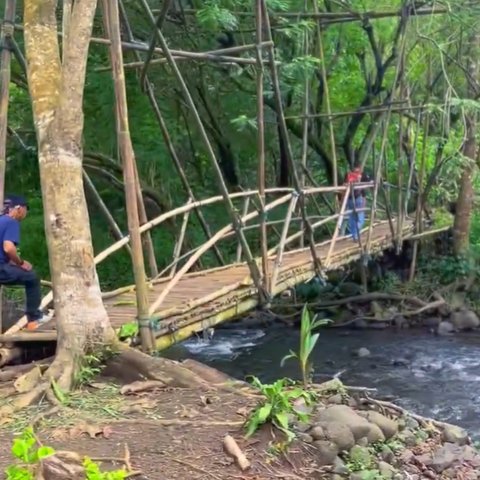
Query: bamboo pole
409 110 430 281
147 193 293 315
118 1 224 266
139 0 172 87
270 194 298 292
138 0 267 304
299 5 309 249
171 7 447 22
255 0 269 293
365 23 408 253
132 163 158 277
236 197 250 262
170 201 191 277
325 184 351 267
83 170 132 256
92 186 347 265
260 0 323 275
0 0 15 334
103 0 154 352
313 3 338 189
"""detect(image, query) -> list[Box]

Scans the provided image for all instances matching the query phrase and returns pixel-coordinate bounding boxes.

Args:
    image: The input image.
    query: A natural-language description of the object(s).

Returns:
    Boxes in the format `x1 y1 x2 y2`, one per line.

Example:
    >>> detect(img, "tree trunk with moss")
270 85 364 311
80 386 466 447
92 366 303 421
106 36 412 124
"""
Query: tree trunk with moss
24 0 115 390
453 32 480 256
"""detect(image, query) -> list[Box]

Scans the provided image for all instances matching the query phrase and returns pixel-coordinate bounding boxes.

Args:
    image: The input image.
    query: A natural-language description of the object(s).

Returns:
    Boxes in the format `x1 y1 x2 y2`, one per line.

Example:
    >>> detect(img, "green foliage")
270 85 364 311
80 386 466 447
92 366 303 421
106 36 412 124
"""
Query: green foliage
5 428 127 480
75 353 104 386
281 305 330 386
83 458 127 480
244 376 314 439
419 254 478 285
196 2 239 30
118 321 139 340
5 427 54 480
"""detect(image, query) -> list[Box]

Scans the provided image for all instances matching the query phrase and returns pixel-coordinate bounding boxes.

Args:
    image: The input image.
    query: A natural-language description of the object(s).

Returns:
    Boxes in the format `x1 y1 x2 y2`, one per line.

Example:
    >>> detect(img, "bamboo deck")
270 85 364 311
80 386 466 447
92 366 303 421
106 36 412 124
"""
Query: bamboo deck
0 220 420 349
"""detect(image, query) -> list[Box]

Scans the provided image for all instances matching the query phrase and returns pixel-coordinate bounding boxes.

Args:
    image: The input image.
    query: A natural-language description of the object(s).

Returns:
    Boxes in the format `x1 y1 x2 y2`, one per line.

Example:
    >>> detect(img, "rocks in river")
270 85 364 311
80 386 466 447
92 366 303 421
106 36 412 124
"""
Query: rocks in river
313 405 385 443
450 310 480 331
415 443 480 473
380 445 395 463
397 428 417 447
437 320 455 336
353 347 371 358
422 316 441 328
378 460 396 479
441 424 469 445
357 410 398 439
327 393 344 405
313 440 339 465
310 421 355 451
332 456 349 475
349 445 372 466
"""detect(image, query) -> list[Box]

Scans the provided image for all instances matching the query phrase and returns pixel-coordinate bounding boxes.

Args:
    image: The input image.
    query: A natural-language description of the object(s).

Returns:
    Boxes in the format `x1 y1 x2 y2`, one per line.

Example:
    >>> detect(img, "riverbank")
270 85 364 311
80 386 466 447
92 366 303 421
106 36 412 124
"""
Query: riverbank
1 361 479 480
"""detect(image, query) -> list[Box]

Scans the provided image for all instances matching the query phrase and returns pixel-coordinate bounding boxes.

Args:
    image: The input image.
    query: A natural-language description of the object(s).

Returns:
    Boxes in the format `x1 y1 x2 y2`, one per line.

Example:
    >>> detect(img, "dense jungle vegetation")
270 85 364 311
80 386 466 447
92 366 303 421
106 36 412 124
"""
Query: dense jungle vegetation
4 0 480 291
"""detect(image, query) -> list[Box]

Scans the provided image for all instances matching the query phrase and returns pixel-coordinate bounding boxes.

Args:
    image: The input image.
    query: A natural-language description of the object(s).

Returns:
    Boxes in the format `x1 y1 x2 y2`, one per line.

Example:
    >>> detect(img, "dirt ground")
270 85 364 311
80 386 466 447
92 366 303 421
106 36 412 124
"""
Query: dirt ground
0 381 320 480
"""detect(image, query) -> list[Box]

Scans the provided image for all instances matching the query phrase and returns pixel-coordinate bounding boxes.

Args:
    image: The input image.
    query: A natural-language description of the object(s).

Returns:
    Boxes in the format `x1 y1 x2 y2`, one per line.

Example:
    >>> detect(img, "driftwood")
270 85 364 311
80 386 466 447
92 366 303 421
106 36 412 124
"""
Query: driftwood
223 435 251 471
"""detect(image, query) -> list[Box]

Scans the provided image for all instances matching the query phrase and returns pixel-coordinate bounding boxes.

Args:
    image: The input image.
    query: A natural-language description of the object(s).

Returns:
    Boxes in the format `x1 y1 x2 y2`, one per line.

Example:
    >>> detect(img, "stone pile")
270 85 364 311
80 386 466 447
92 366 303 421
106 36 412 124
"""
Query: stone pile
293 398 480 479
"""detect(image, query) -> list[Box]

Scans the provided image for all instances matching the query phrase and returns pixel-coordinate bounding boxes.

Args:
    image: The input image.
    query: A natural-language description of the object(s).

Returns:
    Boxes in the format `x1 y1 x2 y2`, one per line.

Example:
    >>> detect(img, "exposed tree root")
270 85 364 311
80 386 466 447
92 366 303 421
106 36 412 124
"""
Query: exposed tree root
283 292 429 309
1 344 254 414
360 394 456 432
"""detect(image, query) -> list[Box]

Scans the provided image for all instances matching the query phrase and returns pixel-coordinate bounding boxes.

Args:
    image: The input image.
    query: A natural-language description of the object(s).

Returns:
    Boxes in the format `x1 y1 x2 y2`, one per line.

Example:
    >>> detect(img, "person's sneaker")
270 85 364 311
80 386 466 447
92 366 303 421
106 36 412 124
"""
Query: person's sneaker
26 312 53 331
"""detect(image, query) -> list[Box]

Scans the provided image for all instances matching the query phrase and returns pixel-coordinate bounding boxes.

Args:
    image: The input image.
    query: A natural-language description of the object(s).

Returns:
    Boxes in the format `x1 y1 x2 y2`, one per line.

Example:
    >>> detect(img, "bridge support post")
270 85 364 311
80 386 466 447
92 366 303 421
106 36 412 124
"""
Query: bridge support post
103 0 154 352
0 0 16 334
138 0 269 306
254 0 270 296
260 0 324 278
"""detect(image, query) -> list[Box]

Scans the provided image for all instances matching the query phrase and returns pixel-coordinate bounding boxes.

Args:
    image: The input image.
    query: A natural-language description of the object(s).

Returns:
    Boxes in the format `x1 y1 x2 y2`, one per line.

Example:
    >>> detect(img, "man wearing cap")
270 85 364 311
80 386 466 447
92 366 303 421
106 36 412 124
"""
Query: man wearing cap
0 195 51 330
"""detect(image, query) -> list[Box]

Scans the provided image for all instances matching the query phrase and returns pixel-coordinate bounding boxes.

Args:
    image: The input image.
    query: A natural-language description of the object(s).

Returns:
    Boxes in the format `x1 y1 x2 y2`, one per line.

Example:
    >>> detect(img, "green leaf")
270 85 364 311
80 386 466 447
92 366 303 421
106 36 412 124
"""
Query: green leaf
274 411 290 430
245 417 260 438
50 378 68 405
5 465 33 480
280 351 297 367
306 333 320 357
257 403 273 423
36 446 55 460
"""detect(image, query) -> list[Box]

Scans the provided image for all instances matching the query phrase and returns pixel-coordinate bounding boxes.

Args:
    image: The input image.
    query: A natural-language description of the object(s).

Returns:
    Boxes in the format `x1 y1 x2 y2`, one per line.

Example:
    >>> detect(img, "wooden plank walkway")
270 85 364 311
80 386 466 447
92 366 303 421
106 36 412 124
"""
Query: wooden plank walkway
0 220 417 349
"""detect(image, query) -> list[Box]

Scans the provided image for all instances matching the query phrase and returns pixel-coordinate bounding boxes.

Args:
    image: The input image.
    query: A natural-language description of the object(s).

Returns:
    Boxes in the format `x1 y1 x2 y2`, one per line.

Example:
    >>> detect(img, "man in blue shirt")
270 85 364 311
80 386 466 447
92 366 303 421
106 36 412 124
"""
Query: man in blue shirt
0 195 50 330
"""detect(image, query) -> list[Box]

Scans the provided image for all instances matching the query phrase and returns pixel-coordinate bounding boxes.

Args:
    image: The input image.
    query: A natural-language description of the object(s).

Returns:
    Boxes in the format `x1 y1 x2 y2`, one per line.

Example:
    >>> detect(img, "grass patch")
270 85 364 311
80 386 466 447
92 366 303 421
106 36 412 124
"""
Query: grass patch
0 381 164 434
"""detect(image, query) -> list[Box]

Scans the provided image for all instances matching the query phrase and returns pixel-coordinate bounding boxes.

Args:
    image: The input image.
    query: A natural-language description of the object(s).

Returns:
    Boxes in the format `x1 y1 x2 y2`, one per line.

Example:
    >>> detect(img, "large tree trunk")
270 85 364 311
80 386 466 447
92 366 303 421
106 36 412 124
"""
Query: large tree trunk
453 32 480 256
24 0 115 390
452 116 476 256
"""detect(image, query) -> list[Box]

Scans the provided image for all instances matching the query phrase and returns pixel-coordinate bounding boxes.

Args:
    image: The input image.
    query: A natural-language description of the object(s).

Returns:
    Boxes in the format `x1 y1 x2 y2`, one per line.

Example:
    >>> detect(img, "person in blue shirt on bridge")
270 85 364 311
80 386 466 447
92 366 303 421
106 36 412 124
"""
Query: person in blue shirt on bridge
343 163 370 242
0 195 51 331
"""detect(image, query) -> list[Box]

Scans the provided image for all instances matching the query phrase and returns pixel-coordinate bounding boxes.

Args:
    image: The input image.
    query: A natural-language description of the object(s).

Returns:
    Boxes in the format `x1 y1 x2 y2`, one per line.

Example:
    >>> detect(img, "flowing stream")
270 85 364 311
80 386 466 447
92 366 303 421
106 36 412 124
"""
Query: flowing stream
164 325 480 438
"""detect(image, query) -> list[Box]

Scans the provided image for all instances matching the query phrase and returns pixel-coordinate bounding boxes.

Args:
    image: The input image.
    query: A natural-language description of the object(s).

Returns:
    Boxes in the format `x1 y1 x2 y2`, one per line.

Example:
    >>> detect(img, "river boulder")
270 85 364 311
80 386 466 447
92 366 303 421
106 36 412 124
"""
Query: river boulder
353 347 371 358
313 405 385 443
357 410 398 439
313 440 339 466
310 421 355 451
437 320 455 335
450 310 480 331
441 424 469 445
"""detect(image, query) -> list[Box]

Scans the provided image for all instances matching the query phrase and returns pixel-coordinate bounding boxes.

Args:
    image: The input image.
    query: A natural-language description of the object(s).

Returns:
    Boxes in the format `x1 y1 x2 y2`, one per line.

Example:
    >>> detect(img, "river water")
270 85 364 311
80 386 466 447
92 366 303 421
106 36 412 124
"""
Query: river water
164 326 480 438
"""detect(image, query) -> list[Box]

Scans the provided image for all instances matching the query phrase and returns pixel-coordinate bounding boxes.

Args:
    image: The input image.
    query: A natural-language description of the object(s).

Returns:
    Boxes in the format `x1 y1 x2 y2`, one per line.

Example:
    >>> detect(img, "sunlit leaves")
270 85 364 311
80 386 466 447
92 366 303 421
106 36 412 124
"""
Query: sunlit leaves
196 2 239 30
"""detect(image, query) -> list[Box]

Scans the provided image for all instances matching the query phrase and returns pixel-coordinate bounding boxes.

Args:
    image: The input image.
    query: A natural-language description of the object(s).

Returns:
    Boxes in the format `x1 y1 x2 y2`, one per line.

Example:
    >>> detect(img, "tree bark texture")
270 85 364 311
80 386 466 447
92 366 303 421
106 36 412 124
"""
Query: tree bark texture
453 116 476 256
453 31 480 256
24 0 114 386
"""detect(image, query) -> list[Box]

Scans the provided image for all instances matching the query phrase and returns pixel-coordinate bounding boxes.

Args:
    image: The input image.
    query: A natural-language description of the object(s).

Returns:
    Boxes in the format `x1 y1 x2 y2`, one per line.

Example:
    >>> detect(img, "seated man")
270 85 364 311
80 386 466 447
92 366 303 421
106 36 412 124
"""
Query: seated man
0 195 50 330
343 164 369 242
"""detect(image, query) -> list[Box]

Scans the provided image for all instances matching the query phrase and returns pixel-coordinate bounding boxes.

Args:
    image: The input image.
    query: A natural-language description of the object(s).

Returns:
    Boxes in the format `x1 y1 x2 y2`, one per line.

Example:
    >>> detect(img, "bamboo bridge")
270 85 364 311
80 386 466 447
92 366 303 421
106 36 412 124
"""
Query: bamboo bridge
0 1 455 365
0 182 447 358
